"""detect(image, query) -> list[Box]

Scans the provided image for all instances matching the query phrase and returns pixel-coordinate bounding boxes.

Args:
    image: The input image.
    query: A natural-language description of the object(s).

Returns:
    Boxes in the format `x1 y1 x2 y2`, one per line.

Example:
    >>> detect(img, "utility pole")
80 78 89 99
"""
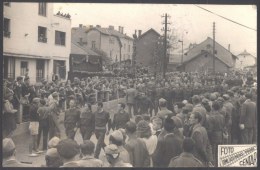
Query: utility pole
213 22 216 75
161 13 171 78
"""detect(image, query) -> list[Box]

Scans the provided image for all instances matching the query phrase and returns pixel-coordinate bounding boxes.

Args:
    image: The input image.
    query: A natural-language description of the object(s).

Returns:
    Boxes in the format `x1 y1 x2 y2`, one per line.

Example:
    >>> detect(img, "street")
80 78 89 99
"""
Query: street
13 98 124 167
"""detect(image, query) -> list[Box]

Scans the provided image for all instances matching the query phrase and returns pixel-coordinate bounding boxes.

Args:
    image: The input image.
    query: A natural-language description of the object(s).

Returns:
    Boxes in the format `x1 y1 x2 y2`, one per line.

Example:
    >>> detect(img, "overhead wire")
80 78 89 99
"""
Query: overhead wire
194 5 257 31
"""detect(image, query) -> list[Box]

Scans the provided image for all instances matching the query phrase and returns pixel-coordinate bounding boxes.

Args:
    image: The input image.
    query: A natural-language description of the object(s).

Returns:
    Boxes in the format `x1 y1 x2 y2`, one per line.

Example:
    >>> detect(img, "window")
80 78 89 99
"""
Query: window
8 57 15 79
36 60 44 82
4 2 10 6
38 2 47 16
38 26 47 43
20 61 28 76
4 18 10 38
109 37 114 44
55 31 66 46
91 41 96 49
128 45 130 52
53 60 66 79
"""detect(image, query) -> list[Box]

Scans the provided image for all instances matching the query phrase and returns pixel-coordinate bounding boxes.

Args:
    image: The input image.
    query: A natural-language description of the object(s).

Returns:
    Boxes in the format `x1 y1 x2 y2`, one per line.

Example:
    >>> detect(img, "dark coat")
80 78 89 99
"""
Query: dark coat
240 99 256 128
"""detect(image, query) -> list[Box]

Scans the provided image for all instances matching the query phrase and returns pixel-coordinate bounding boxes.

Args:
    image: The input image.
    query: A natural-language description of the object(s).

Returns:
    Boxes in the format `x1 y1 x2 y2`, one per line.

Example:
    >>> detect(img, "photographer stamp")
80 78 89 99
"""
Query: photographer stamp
218 145 257 167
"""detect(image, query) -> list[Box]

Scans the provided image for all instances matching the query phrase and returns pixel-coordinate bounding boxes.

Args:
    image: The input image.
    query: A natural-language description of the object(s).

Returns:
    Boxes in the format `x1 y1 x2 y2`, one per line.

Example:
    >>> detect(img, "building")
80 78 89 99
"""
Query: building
177 37 237 73
3 2 71 83
69 41 102 80
135 28 161 72
235 50 256 69
72 24 133 64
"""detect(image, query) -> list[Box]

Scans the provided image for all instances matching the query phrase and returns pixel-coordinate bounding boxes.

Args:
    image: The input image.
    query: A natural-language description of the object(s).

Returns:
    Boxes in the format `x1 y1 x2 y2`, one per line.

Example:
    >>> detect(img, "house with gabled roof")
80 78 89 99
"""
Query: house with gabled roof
177 37 237 73
135 28 161 72
235 50 256 69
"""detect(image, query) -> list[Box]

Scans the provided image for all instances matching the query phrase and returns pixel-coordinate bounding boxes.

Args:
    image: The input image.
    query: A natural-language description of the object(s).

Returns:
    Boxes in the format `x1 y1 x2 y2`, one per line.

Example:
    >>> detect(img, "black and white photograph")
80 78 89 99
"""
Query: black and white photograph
2 1 257 168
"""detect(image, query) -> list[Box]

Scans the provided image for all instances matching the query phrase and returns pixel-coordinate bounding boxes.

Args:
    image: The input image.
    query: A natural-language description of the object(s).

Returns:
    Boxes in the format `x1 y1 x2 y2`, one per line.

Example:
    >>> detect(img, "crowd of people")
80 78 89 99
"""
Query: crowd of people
2 70 257 167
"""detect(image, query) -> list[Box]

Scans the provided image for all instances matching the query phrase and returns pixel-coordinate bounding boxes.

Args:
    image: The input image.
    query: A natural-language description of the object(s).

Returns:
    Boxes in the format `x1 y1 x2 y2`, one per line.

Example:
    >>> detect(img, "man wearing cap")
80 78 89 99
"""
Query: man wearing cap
109 130 130 163
78 140 103 167
239 93 257 144
105 144 133 167
3 138 32 167
112 103 130 130
94 102 111 159
64 99 81 139
57 139 80 167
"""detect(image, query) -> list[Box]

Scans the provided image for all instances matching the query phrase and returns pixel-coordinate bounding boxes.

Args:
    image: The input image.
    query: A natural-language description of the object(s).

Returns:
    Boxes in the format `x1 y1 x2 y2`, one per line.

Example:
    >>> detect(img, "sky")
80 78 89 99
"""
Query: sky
53 3 257 56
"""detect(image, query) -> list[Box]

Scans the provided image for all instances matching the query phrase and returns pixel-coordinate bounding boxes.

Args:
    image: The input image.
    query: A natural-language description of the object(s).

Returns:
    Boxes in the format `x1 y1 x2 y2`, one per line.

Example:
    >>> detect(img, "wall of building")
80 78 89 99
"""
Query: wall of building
85 30 101 50
184 54 229 73
100 35 120 62
3 2 71 82
136 31 159 68
121 38 133 61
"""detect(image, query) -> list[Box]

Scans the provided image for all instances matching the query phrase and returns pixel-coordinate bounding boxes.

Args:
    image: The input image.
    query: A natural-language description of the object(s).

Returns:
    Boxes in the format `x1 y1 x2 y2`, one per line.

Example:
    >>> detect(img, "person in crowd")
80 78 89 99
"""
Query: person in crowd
157 98 174 122
189 111 213 166
57 139 80 167
94 102 111 158
28 98 43 156
3 138 33 167
37 99 49 151
104 144 133 167
137 120 158 167
3 92 17 138
135 115 144 124
168 137 204 167
125 83 138 118
125 121 150 167
80 103 95 140
78 140 103 167
223 94 234 144
239 93 257 144
151 116 163 136
207 101 225 166
174 102 185 116
192 95 207 127
153 117 183 167
64 99 81 139
48 92 61 139
109 130 130 163
112 103 130 130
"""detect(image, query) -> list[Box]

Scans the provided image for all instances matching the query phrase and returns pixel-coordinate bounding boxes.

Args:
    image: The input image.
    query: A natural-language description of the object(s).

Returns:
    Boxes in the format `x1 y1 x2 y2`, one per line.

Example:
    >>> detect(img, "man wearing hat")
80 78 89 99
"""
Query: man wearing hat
192 95 207 128
3 138 32 167
57 139 80 167
105 144 132 167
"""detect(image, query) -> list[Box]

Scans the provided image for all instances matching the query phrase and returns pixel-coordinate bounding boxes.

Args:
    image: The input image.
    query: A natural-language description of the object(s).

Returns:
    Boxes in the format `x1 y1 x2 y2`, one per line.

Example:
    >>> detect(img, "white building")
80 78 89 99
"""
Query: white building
235 50 256 69
3 2 71 83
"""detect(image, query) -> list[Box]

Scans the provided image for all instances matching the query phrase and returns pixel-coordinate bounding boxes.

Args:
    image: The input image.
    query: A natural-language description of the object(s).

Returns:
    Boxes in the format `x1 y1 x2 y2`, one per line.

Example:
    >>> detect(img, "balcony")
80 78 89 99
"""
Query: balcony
4 31 11 38
38 37 47 43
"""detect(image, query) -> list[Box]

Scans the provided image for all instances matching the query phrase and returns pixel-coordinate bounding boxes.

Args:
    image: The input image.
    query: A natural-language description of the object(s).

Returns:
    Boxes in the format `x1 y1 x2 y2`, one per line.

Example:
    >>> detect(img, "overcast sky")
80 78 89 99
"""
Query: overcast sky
53 3 257 56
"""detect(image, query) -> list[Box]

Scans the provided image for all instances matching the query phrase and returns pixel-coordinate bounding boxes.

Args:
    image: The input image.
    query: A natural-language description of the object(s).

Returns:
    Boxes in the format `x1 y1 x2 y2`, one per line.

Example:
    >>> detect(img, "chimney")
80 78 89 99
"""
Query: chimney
138 30 142 37
118 26 121 32
96 25 101 28
89 25 93 28
79 24 83 28
228 44 230 51
121 27 124 34
135 30 137 36
109 25 114 30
